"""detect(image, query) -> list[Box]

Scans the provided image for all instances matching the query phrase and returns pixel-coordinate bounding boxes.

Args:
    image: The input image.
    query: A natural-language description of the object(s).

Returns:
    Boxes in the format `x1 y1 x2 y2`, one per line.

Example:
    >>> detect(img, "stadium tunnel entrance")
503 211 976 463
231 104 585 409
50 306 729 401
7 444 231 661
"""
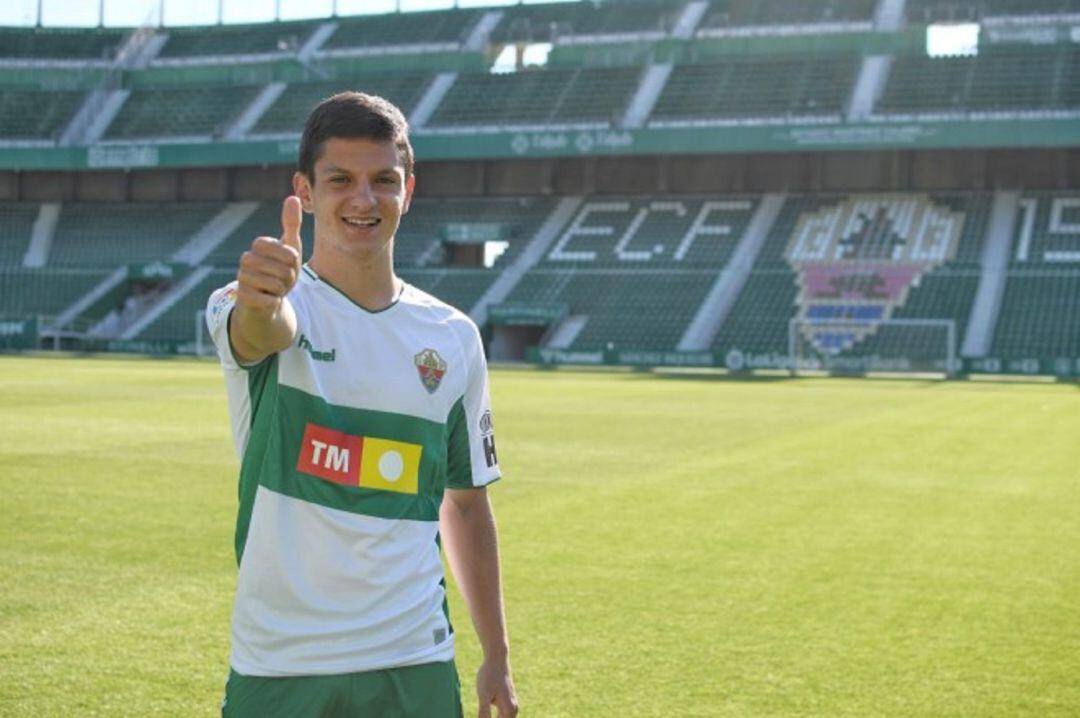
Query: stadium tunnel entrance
487 302 569 361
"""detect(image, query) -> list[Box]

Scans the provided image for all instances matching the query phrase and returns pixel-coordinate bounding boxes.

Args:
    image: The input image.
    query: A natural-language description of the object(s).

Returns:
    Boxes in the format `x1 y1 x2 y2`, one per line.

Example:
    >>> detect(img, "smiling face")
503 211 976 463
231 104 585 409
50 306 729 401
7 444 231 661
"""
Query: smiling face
293 136 415 268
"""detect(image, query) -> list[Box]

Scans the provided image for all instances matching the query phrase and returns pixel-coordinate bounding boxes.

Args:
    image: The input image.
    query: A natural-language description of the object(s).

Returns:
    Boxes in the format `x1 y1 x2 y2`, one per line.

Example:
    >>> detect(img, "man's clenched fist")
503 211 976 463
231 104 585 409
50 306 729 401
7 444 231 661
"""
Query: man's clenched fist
236 196 304 315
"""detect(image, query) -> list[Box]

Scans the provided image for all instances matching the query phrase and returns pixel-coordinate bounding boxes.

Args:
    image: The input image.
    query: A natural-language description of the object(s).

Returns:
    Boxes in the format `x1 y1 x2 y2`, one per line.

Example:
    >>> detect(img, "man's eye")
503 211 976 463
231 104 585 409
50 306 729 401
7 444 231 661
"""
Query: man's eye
330 176 348 184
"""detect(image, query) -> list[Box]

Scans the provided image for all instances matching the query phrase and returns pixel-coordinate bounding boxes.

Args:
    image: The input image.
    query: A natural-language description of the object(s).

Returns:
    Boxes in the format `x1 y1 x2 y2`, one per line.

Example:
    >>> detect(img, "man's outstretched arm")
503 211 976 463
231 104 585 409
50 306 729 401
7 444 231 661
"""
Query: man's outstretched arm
440 487 519 718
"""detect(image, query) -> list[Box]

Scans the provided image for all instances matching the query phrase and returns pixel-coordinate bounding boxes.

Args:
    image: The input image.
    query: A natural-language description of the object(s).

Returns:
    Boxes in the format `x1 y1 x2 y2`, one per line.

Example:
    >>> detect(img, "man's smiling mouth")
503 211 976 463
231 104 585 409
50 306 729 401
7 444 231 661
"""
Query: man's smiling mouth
343 217 380 227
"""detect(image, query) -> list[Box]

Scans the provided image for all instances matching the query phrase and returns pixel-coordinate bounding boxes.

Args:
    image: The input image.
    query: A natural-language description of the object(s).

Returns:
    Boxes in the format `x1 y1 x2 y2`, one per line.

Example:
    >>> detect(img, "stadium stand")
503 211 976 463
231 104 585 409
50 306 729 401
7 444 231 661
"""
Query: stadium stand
0 26 126 60
877 46 1080 116
504 269 717 350
0 90 84 141
252 75 434 135
137 267 233 341
0 2 1077 377
103 86 263 140
650 55 858 124
906 0 1080 22
537 197 757 268
712 193 990 360
0 268 113 318
0 203 37 266
696 0 878 32
202 203 314 269
490 0 685 43
323 9 481 50
394 196 556 268
992 192 1080 359
490 196 758 350
157 21 320 58
428 67 641 128
47 203 223 267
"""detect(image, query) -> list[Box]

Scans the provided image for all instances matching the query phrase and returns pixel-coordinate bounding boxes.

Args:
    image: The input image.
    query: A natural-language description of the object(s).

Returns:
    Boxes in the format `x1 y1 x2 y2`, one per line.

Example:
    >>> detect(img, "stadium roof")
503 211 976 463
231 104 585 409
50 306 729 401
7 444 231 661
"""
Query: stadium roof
1 0 579 29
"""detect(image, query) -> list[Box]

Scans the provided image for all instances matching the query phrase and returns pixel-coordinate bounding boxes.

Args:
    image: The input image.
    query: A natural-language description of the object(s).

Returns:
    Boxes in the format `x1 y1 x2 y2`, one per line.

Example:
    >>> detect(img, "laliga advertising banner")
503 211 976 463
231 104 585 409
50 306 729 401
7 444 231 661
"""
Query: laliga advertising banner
0 318 38 349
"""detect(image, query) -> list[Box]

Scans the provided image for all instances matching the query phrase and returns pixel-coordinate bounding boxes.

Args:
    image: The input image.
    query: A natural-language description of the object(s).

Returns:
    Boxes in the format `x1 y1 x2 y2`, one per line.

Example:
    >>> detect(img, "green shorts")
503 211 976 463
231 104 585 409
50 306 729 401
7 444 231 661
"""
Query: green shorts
221 660 462 718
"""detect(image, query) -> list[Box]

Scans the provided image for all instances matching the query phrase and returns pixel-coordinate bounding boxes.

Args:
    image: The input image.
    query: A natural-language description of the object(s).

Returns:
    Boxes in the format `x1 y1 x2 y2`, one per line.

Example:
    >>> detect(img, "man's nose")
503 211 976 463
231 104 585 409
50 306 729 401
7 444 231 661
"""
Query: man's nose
350 180 376 208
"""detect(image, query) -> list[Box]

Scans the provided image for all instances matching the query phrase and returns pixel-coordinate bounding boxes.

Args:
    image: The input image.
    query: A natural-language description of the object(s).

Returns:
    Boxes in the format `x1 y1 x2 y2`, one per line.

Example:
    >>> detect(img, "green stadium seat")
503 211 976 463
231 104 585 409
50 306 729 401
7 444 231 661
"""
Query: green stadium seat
136 268 234 341
202 203 315 269
0 268 112 319
0 89 83 141
158 21 321 58
323 9 481 50
906 0 1080 23
252 75 434 135
877 47 1080 116
697 0 877 31
429 67 640 127
104 86 262 140
48 203 225 268
490 0 684 43
0 203 39 267
504 268 716 351
0 27 125 60
992 272 1080 359
651 55 858 124
992 192 1080 359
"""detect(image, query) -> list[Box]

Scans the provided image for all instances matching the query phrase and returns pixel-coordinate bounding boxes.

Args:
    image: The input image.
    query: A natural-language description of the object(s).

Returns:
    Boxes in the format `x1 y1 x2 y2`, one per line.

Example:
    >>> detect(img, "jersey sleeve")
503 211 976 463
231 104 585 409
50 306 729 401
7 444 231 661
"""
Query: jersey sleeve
446 321 501 489
206 281 243 371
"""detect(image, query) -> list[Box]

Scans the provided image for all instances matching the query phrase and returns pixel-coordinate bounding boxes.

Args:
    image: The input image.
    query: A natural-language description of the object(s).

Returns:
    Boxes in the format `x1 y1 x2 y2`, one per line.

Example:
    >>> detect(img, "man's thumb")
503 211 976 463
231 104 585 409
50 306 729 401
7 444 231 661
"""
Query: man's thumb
280 195 303 254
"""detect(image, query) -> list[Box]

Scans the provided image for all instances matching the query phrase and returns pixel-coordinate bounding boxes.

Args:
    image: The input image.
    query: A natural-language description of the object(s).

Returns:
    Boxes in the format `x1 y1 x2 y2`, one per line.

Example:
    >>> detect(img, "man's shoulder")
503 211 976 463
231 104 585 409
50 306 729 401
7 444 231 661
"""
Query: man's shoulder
400 284 485 360
401 284 477 330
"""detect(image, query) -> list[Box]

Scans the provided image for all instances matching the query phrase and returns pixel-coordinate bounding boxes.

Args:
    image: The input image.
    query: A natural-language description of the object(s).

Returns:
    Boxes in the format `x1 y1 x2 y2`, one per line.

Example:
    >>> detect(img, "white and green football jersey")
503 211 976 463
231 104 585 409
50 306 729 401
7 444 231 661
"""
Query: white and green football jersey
206 266 500 677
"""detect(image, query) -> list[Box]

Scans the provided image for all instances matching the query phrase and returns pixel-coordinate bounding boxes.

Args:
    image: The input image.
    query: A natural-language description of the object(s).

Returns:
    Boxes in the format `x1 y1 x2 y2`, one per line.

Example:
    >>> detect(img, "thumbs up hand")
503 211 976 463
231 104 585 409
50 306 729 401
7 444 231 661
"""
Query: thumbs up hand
236 196 304 316
279 194 303 256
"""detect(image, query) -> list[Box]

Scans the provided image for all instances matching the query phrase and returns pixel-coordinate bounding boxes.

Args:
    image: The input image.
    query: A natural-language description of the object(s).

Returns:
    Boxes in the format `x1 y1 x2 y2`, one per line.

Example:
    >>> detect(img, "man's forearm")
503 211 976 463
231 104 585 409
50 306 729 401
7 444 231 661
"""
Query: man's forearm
230 300 297 365
440 489 510 661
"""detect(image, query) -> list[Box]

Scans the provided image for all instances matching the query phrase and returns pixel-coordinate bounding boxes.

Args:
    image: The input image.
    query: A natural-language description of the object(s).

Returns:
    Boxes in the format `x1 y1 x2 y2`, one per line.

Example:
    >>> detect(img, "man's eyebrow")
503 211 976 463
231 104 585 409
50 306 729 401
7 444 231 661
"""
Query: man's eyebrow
319 164 401 176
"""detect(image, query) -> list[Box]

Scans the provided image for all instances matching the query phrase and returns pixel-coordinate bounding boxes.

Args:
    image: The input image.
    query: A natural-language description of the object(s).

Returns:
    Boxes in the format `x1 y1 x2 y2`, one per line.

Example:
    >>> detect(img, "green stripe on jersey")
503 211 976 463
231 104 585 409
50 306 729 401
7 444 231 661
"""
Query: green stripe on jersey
255 384 451 523
445 397 473 490
235 356 279 564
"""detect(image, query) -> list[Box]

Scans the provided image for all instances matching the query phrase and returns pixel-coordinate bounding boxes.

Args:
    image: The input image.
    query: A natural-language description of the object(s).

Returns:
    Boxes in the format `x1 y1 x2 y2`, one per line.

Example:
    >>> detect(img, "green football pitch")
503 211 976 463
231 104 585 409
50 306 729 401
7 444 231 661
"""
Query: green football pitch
1 355 1077 717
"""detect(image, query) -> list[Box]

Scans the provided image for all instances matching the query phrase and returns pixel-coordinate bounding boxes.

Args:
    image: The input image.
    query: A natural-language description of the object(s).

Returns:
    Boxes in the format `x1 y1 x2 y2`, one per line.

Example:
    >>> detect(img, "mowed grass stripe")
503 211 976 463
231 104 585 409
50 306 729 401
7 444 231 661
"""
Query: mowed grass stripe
1 357 1077 717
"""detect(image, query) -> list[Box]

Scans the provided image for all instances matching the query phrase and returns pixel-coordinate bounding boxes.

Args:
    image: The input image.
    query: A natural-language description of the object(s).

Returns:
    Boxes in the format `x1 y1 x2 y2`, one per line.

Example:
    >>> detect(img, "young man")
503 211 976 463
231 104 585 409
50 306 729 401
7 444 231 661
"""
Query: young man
206 92 518 718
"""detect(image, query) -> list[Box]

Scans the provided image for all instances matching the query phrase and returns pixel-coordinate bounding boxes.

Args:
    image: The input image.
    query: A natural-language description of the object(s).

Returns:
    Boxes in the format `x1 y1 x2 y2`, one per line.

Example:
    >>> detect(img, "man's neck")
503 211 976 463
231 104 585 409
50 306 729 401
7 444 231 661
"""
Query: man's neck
308 250 400 312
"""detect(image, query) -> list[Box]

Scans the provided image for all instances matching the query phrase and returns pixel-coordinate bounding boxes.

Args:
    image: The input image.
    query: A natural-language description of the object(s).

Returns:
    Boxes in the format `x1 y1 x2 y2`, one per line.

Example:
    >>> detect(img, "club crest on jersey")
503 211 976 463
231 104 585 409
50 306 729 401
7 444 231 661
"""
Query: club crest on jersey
414 348 447 394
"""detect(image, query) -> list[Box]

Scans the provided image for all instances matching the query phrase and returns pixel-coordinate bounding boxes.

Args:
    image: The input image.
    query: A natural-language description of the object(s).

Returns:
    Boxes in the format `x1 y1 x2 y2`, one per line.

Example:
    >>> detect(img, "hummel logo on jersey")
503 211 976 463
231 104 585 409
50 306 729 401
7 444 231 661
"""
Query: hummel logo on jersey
298 334 336 362
482 434 498 469
296 422 422 494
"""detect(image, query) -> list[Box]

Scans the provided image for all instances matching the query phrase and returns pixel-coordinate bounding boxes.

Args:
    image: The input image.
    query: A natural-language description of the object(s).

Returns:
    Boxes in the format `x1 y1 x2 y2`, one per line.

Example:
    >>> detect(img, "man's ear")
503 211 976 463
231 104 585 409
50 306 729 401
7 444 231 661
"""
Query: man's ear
292 172 313 212
402 174 416 215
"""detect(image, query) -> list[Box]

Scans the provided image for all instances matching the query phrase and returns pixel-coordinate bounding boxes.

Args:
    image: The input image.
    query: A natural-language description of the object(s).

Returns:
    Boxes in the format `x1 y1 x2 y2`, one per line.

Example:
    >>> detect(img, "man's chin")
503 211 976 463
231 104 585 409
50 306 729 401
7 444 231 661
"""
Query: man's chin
319 236 393 264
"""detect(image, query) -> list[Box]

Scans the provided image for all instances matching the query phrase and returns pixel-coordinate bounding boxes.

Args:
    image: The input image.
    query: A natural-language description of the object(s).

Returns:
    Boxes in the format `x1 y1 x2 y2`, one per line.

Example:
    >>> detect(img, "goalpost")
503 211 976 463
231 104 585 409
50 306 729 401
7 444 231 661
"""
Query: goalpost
788 318 958 378
194 309 215 357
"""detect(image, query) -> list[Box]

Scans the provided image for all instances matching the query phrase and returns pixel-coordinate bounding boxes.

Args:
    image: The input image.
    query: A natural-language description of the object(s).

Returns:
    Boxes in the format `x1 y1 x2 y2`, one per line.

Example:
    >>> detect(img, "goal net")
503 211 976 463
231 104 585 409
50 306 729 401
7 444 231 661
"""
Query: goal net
788 318 957 377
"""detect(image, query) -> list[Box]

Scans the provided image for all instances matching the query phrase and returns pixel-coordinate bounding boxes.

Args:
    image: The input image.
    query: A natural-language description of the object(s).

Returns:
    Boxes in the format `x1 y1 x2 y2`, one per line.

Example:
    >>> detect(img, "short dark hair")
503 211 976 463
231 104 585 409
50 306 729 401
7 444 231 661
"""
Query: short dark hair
297 91 414 183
